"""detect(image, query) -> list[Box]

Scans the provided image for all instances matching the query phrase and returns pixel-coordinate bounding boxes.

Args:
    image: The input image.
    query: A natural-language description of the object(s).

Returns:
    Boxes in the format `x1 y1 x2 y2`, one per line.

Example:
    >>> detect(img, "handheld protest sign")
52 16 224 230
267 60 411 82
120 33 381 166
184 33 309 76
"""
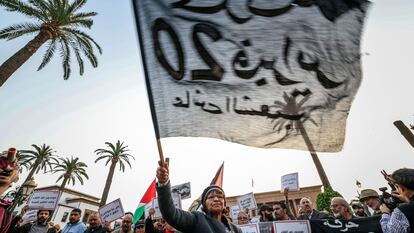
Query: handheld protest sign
273 220 311 233
281 172 299 192
229 205 240 224
237 192 257 211
171 182 191 200
240 223 260 233
27 191 60 210
152 195 181 219
98 199 125 223
21 209 37 224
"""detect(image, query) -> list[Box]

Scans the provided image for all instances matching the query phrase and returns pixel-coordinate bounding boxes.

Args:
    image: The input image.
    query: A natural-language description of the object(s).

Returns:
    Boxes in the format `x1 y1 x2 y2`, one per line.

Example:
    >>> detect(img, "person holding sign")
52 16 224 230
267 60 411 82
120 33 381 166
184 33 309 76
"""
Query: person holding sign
10 210 56 233
156 159 242 233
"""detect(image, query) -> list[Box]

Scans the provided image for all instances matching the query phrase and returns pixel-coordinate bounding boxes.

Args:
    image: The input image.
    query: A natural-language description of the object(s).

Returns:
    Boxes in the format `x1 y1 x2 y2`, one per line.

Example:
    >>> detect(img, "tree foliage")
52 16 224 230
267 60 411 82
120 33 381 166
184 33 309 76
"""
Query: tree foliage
316 186 342 215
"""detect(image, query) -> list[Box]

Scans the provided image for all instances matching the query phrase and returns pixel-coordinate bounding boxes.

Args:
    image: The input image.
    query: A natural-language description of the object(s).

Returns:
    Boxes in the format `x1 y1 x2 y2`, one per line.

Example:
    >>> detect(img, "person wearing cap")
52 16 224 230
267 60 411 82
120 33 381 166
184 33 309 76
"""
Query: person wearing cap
155 160 242 233
380 168 414 233
297 197 328 220
359 189 381 215
350 200 368 217
133 220 144 233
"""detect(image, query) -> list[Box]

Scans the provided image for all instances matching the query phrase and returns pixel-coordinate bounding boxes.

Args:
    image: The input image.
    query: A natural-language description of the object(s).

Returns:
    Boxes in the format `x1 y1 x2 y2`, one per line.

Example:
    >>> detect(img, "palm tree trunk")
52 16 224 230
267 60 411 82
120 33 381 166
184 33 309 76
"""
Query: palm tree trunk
59 176 69 192
100 160 117 206
297 121 331 188
22 161 40 186
0 29 51 87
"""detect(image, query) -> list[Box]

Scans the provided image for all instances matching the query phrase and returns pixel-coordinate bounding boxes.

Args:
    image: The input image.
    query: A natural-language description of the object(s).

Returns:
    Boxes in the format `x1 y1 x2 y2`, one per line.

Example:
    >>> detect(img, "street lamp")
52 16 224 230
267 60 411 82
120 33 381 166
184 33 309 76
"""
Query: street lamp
21 178 37 200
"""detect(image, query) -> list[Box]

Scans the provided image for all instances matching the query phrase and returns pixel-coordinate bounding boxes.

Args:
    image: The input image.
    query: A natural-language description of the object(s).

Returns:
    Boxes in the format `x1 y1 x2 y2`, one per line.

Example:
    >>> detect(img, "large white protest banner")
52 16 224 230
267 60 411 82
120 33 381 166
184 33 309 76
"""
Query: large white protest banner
133 0 370 152
273 220 311 233
237 192 257 210
98 199 125 223
27 191 59 210
281 172 299 192
240 224 260 233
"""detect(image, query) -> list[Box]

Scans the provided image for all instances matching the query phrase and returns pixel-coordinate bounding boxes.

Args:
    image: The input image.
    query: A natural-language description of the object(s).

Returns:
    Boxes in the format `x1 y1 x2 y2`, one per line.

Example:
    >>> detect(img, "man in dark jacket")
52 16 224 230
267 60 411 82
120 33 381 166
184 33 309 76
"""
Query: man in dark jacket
297 197 329 220
12 210 56 233
156 160 242 233
84 213 105 233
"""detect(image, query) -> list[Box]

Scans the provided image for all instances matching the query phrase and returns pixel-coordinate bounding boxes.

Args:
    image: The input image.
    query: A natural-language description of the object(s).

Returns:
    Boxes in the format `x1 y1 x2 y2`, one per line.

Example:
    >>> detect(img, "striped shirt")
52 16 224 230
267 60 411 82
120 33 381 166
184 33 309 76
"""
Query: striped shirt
380 208 410 233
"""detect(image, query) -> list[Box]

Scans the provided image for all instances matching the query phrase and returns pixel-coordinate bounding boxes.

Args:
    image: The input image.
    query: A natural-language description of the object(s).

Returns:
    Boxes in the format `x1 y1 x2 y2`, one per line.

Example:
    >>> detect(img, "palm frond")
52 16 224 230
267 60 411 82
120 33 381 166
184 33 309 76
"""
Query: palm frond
67 0 87 15
59 36 71 79
0 0 48 21
0 22 41 40
37 39 57 71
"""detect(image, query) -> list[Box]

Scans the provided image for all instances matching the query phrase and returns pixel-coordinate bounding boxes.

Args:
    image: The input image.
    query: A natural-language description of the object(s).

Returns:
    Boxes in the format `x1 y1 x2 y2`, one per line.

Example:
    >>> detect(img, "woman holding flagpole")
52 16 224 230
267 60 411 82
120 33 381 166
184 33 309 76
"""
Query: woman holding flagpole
155 159 241 233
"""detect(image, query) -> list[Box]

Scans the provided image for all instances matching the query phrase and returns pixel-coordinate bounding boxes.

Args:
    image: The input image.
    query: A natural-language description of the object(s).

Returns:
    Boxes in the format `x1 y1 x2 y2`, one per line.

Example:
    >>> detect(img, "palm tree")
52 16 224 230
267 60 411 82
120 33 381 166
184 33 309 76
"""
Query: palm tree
94 140 134 206
53 156 88 191
0 0 102 86
19 144 59 185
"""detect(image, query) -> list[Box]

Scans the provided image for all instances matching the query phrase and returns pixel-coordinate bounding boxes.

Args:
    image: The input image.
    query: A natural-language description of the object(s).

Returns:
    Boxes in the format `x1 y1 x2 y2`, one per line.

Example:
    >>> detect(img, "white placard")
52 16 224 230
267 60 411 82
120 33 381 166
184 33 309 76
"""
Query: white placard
27 191 60 210
281 173 299 192
21 209 37 224
240 224 260 233
98 199 125 223
144 203 152 218
152 195 182 219
237 192 257 211
273 220 311 233
230 205 240 223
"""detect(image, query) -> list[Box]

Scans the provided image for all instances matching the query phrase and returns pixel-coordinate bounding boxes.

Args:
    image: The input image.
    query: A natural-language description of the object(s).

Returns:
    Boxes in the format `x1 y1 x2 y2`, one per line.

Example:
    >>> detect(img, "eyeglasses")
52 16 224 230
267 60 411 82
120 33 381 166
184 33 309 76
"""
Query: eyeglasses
238 217 248 221
330 204 344 208
207 194 224 200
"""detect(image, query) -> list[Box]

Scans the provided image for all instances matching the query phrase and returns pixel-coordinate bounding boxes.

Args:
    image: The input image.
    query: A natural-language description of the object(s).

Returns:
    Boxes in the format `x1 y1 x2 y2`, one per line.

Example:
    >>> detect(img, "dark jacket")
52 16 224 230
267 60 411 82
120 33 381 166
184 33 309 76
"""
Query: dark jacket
84 226 106 233
145 218 164 233
156 181 242 233
398 197 414 233
12 221 56 233
297 210 329 220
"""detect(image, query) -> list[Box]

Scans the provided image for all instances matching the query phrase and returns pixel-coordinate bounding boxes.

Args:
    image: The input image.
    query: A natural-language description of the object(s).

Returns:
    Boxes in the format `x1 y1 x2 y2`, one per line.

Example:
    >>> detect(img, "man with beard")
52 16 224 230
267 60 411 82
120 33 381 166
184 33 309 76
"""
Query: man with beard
12 210 56 233
62 209 86 233
109 214 133 233
84 213 105 233
350 200 368 217
297 197 329 220
359 189 381 215
330 197 356 220
155 160 242 233
273 202 292 221
258 205 273 222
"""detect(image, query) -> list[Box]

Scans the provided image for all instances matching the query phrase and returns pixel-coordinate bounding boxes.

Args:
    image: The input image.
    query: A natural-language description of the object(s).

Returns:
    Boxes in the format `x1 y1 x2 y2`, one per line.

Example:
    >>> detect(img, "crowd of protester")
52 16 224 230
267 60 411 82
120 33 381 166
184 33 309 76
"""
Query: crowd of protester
0 154 413 233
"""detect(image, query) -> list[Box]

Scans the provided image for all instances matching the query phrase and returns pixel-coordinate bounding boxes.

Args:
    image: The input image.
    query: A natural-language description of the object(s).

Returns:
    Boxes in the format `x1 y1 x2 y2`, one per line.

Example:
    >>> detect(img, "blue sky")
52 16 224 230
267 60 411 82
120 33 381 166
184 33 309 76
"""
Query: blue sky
1 0 414 212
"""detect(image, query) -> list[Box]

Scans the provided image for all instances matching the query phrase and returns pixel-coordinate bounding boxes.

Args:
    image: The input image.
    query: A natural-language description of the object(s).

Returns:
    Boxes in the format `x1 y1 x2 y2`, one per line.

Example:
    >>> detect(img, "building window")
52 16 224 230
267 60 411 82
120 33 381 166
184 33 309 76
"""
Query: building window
61 212 69 222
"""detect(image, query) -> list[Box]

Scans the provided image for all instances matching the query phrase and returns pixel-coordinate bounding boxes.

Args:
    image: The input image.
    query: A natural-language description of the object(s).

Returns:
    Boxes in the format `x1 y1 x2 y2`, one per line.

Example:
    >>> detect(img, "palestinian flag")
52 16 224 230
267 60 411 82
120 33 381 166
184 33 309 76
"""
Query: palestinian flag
133 178 156 224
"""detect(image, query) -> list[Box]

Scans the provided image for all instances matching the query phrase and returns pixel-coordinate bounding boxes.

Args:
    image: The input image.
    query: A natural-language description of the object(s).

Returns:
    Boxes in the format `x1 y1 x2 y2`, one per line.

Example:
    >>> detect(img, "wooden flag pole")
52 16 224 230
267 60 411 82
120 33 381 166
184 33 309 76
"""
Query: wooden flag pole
157 139 165 164
394 120 414 148
131 0 165 164
297 120 331 188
